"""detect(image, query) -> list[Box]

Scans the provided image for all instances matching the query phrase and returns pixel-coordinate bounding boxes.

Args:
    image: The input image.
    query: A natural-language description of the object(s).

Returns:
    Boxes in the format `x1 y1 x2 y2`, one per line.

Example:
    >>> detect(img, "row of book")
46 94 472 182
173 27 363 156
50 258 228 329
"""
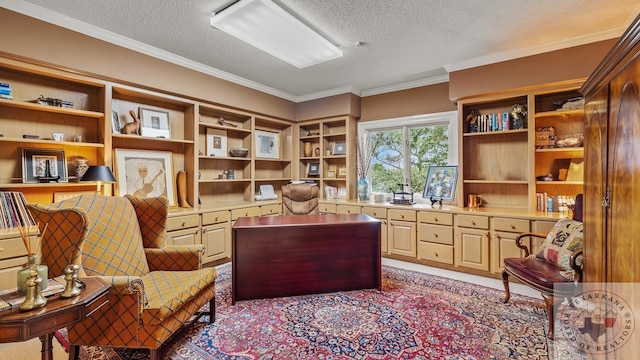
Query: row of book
0 191 36 229
536 193 575 215
0 82 12 100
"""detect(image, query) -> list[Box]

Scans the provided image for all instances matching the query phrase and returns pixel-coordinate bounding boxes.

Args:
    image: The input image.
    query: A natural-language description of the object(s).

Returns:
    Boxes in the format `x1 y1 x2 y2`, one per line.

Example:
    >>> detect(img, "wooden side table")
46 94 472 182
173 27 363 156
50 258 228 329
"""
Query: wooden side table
0 277 109 360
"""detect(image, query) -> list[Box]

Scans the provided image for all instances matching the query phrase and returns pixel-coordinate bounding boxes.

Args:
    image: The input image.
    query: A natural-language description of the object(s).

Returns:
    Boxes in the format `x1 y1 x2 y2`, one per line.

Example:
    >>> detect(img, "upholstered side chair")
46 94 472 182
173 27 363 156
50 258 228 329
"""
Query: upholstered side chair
281 183 319 215
28 194 216 360
502 194 584 340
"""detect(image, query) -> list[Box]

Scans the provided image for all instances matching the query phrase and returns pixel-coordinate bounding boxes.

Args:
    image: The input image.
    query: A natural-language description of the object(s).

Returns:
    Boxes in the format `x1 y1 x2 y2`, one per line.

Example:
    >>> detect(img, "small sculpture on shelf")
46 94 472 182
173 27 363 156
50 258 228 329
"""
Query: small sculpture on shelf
465 109 481 133
510 104 528 130
36 159 60 183
122 110 141 135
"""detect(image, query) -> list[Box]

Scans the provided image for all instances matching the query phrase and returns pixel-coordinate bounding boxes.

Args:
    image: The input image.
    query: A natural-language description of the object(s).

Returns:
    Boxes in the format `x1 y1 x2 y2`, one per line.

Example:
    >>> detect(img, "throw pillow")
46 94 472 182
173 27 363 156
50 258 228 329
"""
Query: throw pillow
534 218 583 278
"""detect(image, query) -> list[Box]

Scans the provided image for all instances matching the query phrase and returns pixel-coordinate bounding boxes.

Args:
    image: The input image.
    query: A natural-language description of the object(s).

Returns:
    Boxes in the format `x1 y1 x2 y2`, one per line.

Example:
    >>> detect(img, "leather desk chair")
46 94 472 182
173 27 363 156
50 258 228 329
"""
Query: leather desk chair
281 183 319 215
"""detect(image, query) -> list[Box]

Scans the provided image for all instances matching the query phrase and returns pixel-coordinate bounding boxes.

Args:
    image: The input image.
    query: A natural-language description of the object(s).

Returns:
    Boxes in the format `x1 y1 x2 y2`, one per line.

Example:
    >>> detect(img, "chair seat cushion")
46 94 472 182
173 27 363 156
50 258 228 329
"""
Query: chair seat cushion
504 257 570 291
141 267 217 325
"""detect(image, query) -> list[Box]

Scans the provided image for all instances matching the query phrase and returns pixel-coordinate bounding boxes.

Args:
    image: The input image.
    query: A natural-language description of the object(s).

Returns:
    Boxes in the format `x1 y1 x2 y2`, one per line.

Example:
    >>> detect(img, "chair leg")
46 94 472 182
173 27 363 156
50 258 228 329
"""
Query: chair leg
542 293 560 340
68 345 80 360
209 297 215 323
501 271 511 303
149 348 161 360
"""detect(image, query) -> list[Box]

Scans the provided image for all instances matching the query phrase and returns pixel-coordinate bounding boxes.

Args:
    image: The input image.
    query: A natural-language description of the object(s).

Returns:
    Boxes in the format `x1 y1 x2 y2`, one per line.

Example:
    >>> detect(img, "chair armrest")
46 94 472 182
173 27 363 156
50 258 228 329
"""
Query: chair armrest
569 249 584 276
89 275 145 294
514 232 547 257
145 245 204 271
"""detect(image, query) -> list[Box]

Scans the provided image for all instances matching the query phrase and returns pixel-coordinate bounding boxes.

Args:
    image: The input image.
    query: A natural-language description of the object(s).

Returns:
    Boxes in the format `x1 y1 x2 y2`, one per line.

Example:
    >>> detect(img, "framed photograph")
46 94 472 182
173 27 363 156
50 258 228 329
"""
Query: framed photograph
114 149 176 206
206 128 228 157
332 141 346 155
422 165 458 202
338 185 347 199
325 170 336 178
337 165 347 177
139 107 171 139
22 148 68 183
306 162 320 176
111 110 121 133
255 130 279 158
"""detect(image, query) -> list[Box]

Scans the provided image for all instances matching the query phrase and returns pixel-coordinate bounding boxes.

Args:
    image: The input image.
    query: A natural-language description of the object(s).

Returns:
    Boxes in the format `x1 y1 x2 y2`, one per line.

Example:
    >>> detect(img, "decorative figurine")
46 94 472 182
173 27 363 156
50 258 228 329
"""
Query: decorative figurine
465 109 481 133
510 104 528 130
60 264 81 298
20 266 47 311
122 110 141 135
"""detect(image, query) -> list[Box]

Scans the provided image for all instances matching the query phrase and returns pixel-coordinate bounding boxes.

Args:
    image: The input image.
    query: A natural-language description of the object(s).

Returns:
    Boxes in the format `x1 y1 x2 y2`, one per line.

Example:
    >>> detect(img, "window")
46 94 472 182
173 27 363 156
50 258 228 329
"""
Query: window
357 111 458 201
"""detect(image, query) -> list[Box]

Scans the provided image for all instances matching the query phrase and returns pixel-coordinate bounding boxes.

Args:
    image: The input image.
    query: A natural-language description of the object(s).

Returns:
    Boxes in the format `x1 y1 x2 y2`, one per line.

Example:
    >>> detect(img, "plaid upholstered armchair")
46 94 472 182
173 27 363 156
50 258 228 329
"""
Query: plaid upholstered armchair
28 194 216 360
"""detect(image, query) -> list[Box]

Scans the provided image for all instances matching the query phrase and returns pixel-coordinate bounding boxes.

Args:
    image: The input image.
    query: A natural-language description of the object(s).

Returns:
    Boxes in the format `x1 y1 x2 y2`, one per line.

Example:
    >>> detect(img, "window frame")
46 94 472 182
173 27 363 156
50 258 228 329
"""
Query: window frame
357 110 458 202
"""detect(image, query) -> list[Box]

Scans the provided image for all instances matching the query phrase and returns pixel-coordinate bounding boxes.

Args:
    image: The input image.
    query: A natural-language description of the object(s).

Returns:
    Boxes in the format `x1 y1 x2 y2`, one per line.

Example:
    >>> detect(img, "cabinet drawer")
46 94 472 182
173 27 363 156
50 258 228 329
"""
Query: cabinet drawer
337 204 361 214
388 209 416 222
260 204 282 216
493 217 529 233
201 210 230 226
231 206 260 220
418 242 454 264
319 203 337 213
418 211 453 226
418 224 453 245
166 214 199 231
456 214 489 229
362 206 387 219
532 220 557 234
0 237 28 261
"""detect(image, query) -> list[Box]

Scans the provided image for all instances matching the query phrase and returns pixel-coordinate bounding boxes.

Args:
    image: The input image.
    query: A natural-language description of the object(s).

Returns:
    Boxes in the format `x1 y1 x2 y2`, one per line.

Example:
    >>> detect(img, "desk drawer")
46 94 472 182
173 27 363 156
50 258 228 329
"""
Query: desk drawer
319 203 337 213
418 224 453 245
418 211 453 226
231 207 260 220
201 210 230 226
260 204 282 216
456 214 489 229
0 237 28 261
337 204 361 214
493 217 529 233
167 214 199 231
418 242 454 264
388 209 416 222
362 207 387 219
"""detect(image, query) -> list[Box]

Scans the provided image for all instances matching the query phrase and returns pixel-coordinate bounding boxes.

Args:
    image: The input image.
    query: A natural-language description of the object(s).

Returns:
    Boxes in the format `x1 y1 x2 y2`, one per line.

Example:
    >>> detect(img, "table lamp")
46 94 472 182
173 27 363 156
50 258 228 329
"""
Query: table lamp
81 165 116 194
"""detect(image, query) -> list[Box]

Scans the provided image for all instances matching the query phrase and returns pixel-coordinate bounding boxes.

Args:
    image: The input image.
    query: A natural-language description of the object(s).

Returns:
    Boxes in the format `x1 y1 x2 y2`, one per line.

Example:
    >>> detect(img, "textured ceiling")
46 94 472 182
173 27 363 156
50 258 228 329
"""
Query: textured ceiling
5 0 640 101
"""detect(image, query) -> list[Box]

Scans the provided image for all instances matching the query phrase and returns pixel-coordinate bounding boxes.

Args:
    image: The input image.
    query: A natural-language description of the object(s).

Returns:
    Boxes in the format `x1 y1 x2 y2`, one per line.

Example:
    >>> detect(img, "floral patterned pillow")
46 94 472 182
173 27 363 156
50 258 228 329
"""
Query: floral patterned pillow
535 218 583 274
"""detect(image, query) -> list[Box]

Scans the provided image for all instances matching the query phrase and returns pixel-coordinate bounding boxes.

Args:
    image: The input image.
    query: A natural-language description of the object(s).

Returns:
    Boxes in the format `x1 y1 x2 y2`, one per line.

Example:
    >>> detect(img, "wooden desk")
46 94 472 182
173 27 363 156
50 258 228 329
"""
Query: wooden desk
0 277 109 360
232 214 381 304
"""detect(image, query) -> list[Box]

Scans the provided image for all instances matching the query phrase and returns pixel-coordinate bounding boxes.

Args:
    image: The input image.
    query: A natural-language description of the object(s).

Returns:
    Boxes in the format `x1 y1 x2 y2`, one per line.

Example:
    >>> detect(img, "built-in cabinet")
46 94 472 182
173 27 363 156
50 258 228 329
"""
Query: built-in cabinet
458 80 586 211
455 214 490 271
387 209 417 257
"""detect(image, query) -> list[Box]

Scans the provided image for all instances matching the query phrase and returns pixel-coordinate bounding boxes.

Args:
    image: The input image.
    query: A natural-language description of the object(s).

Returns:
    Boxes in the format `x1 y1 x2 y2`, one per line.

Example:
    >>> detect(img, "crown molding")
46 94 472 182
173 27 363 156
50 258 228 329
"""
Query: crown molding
361 75 450 97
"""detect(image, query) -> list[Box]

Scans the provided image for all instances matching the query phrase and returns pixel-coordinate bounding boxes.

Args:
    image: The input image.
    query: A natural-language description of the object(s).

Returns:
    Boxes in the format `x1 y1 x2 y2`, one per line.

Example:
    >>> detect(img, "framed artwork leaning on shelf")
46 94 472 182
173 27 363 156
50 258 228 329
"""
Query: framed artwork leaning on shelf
206 128 227 157
422 165 458 202
114 149 176 206
22 148 68 183
306 162 320 177
255 130 280 158
332 141 346 155
111 110 121 133
139 107 171 139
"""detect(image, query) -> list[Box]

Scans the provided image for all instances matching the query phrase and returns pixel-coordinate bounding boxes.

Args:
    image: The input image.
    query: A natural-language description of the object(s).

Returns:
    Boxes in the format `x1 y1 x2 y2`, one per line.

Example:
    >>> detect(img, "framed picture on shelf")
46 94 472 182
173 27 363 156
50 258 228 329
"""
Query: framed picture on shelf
255 130 280 158
111 110 121 133
22 148 68 183
206 128 227 157
325 170 336 178
337 165 347 177
332 141 346 155
422 165 458 202
306 162 320 176
114 149 176 206
139 107 171 139
338 185 347 199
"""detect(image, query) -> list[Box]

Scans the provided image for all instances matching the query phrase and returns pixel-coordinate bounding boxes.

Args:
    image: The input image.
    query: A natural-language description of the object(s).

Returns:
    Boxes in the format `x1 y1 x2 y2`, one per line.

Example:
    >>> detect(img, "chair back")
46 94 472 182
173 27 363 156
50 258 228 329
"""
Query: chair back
281 184 319 215
573 193 583 222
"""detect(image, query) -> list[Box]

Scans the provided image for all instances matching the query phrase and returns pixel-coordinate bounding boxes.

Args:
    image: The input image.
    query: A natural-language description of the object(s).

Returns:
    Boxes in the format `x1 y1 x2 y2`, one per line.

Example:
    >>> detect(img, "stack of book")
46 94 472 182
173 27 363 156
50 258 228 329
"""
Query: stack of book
0 192 36 229
0 82 12 100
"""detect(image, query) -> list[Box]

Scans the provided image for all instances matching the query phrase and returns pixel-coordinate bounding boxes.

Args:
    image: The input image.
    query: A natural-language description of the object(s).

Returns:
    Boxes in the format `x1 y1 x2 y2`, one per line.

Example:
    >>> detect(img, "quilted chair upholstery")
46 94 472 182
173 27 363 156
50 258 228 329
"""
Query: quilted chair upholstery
28 194 216 360
281 183 319 215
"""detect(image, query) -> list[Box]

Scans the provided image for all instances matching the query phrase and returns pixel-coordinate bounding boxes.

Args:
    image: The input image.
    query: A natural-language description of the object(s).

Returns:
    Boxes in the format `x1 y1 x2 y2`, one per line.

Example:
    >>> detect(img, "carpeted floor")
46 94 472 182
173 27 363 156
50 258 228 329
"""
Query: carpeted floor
59 263 556 359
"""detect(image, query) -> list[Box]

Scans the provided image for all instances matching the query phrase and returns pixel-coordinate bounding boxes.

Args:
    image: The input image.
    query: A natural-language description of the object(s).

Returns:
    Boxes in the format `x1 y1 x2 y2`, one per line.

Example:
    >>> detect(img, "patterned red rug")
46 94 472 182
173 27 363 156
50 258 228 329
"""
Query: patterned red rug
56 263 552 359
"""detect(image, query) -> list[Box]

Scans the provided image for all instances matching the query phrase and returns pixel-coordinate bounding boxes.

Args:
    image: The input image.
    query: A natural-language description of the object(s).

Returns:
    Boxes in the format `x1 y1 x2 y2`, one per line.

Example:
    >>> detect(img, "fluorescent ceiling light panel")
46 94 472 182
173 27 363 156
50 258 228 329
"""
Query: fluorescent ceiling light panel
210 0 342 68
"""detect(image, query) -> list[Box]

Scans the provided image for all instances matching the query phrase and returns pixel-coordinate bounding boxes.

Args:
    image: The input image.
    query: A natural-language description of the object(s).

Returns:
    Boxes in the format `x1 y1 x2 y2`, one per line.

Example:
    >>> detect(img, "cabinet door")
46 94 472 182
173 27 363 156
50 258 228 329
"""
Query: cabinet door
201 222 231 263
490 231 527 274
455 227 490 271
167 227 200 246
380 219 388 254
388 220 416 257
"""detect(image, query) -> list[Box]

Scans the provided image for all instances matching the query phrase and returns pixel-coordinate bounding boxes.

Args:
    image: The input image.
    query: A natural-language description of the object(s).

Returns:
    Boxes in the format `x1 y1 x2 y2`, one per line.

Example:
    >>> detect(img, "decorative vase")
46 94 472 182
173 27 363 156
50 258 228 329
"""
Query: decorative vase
17 256 48 295
357 177 369 201
304 142 312 157
75 158 89 179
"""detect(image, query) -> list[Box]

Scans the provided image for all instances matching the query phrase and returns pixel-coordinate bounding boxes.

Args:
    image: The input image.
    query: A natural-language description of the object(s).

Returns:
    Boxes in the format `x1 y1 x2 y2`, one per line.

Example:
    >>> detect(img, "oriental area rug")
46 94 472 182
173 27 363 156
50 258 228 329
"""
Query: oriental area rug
56 263 566 359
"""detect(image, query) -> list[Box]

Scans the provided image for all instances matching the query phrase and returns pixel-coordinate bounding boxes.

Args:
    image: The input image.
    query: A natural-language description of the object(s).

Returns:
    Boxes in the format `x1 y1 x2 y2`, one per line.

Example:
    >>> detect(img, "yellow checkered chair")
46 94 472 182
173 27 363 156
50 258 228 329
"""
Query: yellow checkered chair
28 194 216 360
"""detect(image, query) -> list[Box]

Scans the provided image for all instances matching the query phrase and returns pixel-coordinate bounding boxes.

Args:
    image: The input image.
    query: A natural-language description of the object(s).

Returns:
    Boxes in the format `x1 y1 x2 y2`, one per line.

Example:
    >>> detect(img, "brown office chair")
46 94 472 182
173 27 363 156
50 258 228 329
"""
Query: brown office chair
281 183 319 215
502 194 584 340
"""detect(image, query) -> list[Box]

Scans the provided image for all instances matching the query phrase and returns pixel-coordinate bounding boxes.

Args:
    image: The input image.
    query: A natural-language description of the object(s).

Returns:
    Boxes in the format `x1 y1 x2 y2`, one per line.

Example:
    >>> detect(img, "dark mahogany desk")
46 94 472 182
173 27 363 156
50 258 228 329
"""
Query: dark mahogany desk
0 277 109 360
232 213 381 304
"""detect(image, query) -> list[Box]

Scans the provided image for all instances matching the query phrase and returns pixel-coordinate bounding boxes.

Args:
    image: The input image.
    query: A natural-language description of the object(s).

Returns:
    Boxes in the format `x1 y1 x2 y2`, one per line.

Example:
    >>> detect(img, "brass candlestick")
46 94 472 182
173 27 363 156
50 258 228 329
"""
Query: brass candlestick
20 266 47 311
60 264 81 298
